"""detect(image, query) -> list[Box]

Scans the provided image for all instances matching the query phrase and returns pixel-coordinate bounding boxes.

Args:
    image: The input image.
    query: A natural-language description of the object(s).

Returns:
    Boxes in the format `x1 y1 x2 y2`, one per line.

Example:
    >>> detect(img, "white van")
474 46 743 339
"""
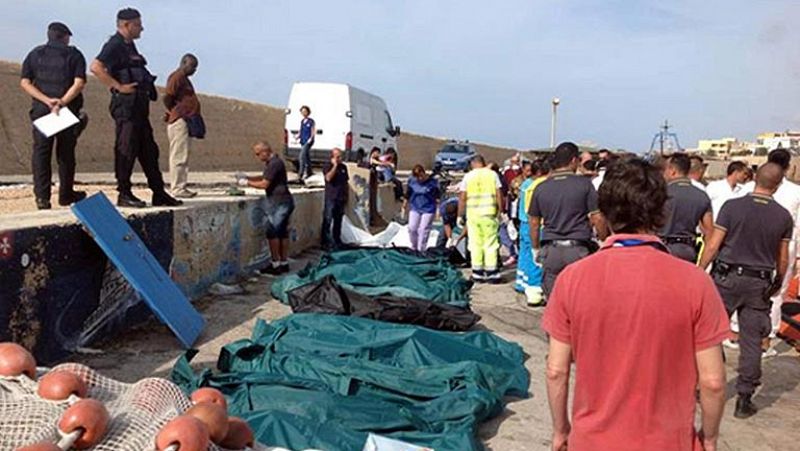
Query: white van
283 82 401 169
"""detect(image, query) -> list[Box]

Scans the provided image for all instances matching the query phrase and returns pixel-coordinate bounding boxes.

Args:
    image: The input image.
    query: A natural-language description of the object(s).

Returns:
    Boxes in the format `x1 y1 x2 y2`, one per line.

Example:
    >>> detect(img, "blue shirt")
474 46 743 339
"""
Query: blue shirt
299 117 315 145
406 177 440 214
439 197 459 227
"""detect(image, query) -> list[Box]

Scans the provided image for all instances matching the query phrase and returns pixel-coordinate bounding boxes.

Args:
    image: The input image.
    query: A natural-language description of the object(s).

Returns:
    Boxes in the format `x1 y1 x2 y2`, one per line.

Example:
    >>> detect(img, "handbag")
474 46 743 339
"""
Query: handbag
185 114 206 139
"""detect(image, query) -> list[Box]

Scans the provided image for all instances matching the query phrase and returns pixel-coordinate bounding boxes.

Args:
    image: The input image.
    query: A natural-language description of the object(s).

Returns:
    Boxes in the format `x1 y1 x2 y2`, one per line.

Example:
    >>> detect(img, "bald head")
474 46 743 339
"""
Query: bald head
755 163 784 192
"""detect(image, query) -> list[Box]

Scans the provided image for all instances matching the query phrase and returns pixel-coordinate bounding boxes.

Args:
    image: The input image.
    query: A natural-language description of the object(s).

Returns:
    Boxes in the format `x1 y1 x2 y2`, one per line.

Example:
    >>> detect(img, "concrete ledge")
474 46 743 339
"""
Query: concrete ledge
0 178 400 363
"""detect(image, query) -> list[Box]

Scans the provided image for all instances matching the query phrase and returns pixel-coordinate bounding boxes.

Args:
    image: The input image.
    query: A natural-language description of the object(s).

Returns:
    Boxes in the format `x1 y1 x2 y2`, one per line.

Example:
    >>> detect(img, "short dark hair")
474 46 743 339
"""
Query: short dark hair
47 28 68 41
471 154 486 166
445 201 458 216
667 153 691 175
552 142 579 168
768 148 791 170
598 148 610 155
599 157 668 234
300 105 311 115
583 160 597 171
726 161 748 176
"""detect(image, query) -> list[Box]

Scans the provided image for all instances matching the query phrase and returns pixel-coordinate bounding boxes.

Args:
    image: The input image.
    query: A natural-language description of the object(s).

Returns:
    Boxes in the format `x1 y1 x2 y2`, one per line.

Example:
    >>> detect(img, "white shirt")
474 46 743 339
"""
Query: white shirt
691 179 706 192
706 178 746 221
742 177 800 243
592 170 605 191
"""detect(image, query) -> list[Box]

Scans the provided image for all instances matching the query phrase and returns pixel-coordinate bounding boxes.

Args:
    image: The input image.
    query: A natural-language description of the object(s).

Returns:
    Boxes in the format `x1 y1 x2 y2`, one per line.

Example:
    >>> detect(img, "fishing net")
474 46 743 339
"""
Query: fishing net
0 362 265 450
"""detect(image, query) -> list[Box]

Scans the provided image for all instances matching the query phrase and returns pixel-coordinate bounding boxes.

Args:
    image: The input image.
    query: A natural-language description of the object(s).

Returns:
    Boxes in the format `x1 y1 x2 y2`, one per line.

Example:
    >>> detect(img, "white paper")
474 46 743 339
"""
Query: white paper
362 433 433 451
33 108 79 138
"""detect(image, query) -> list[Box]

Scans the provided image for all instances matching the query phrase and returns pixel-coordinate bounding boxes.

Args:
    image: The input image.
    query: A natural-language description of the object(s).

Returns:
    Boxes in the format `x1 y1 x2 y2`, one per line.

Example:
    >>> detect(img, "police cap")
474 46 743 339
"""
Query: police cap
117 8 141 21
48 22 72 36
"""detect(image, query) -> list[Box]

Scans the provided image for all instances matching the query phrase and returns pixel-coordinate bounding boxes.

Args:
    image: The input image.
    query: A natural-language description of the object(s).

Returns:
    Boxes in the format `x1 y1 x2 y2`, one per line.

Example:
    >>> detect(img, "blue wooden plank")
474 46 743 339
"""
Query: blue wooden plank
71 193 204 348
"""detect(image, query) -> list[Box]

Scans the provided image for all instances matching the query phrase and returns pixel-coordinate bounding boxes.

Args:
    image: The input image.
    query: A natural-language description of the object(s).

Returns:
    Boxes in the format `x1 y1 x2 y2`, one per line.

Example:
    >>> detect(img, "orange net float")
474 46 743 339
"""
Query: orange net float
0 342 37 380
14 443 62 451
219 417 255 449
190 387 228 410
185 401 229 444
37 371 89 401
155 415 210 451
56 399 110 449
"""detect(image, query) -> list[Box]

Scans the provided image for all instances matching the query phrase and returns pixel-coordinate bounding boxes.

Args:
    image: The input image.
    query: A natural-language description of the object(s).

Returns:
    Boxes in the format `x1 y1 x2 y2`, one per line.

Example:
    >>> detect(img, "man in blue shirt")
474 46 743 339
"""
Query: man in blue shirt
298 105 315 182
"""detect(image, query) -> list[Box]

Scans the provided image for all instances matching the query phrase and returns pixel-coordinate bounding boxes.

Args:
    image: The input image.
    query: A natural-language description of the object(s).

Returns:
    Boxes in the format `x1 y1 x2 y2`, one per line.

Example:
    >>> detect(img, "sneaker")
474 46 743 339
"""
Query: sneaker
172 189 198 199
152 192 183 207
762 348 778 359
58 190 87 206
258 265 282 276
723 339 740 350
471 270 486 283
117 192 146 208
503 256 517 267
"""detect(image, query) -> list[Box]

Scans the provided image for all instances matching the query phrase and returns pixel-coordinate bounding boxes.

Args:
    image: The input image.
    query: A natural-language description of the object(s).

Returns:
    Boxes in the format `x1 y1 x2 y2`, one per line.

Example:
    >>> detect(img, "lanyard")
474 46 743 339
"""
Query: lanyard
610 239 669 253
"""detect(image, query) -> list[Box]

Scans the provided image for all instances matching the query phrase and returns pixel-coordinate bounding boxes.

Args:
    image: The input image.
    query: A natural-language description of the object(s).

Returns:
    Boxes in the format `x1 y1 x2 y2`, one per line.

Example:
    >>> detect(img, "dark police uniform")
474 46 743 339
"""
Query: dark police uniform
96 32 166 196
660 178 712 262
712 193 792 397
529 170 599 297
321 161 349 248
21 38 86 206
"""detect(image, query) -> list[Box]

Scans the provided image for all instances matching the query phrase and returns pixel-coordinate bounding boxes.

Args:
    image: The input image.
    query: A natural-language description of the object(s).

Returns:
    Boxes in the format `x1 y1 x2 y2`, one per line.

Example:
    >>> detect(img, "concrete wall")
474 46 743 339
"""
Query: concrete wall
0 183 399 363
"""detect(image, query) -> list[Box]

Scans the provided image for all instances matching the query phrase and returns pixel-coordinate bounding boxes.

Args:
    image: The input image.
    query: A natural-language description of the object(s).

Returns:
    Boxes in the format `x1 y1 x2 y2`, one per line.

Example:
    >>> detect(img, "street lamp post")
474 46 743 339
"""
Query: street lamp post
550 97 560 148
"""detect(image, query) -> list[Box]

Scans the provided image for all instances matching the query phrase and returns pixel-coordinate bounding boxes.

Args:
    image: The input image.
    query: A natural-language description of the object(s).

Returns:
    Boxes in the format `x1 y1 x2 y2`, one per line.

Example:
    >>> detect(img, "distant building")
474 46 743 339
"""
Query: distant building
696 137 750 158
757 132 800 153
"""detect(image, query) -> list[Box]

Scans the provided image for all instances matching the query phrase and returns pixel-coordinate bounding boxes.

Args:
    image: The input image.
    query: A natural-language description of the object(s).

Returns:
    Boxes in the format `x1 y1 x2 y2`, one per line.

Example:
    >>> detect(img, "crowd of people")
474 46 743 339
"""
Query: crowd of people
21 9 205 210
19 9 800 451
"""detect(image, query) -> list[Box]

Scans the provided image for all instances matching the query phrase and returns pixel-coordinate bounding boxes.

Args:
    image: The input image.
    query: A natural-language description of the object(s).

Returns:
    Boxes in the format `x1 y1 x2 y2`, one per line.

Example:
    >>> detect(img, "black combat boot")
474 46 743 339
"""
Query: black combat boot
58 190 87 206
734 394 758 419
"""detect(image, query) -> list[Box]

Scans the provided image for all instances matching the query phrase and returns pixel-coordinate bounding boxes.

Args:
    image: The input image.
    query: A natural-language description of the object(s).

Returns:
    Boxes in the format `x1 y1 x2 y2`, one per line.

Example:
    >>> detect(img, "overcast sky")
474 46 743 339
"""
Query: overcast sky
1 0 798 151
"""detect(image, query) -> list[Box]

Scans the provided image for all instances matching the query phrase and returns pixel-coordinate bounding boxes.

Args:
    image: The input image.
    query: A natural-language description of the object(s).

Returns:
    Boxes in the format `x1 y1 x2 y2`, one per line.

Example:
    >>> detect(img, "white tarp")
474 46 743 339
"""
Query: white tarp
341 216 439 249
362 433 434 451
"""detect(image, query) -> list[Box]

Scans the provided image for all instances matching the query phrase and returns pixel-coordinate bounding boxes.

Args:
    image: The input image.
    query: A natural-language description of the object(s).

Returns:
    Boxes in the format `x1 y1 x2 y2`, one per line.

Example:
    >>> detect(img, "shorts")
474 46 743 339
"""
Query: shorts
265 197 294 239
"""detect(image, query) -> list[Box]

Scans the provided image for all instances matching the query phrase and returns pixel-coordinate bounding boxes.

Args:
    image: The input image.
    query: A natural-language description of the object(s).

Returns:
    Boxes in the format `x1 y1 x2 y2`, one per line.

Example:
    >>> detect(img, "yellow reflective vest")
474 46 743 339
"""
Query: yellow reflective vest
465 167 498 218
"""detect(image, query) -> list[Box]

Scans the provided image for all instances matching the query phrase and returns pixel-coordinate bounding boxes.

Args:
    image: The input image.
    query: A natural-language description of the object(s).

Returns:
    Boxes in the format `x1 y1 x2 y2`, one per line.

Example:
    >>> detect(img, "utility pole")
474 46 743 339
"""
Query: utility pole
550 97 560 148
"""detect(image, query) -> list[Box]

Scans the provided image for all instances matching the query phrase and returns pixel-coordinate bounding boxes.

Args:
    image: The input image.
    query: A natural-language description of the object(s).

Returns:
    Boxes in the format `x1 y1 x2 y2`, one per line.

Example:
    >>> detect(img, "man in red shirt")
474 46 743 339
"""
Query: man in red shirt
543 158 729 451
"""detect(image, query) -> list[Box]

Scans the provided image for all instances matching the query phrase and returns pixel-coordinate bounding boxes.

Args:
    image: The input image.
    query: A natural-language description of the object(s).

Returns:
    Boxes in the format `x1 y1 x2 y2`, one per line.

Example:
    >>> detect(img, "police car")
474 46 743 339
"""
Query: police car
434 141 477 172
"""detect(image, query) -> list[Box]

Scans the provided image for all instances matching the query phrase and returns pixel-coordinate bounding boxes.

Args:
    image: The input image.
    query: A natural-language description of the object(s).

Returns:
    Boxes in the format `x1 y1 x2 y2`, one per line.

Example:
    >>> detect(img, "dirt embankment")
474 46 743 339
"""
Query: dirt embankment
0 60 518 176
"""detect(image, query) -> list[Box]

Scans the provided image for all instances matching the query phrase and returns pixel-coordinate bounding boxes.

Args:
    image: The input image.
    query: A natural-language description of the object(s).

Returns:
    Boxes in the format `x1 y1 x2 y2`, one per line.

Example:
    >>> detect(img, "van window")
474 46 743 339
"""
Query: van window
355 104 372 126
385 111 394 131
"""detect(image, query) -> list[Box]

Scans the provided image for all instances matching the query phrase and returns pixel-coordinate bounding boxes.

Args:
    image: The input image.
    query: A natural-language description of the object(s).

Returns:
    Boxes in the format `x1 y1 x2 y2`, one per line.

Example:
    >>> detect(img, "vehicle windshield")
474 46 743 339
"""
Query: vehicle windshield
441 145 470 154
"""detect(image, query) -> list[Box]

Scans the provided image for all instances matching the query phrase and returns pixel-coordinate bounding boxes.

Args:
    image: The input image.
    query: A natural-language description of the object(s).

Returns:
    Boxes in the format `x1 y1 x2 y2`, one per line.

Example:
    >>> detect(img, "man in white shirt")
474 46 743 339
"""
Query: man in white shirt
689 155 708 192
741 149 800 340
706 161 750 221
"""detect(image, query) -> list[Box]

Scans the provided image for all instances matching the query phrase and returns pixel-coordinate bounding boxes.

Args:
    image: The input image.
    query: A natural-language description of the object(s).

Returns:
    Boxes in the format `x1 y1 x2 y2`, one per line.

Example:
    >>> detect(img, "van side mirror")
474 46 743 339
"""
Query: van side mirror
395 126 401 136
284 108 291 115
388 125 401 137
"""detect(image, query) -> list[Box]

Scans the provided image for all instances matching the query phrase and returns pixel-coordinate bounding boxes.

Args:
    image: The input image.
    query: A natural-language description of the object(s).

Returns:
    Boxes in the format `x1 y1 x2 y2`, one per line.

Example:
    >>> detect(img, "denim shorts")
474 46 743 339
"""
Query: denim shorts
265 197 295 239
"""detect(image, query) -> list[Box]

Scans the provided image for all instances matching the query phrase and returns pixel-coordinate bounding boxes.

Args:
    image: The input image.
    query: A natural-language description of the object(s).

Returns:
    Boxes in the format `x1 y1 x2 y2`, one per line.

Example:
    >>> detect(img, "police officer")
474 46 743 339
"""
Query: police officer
660 153 713 263
20 22 88 210
699 162 793 419
529 142 608 299
89 8 181 208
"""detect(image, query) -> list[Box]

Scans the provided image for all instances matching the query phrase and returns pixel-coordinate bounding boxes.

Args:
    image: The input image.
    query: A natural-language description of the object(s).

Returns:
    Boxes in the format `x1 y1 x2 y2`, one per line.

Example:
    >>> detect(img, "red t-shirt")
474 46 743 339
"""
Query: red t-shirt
542 234 730 451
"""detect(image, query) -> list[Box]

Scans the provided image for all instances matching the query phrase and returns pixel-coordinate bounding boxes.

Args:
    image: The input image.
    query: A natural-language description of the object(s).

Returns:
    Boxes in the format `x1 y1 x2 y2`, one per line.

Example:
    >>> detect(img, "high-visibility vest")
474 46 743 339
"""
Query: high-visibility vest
466 168 498 218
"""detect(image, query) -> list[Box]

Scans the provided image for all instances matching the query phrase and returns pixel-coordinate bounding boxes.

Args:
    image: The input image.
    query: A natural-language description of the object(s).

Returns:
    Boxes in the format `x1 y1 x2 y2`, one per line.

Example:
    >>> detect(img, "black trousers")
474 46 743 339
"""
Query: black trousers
665 242 697 263
713 271 771 396
114 117 165 194
32 125 77 201
322 200 346 247
539 244 590 298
